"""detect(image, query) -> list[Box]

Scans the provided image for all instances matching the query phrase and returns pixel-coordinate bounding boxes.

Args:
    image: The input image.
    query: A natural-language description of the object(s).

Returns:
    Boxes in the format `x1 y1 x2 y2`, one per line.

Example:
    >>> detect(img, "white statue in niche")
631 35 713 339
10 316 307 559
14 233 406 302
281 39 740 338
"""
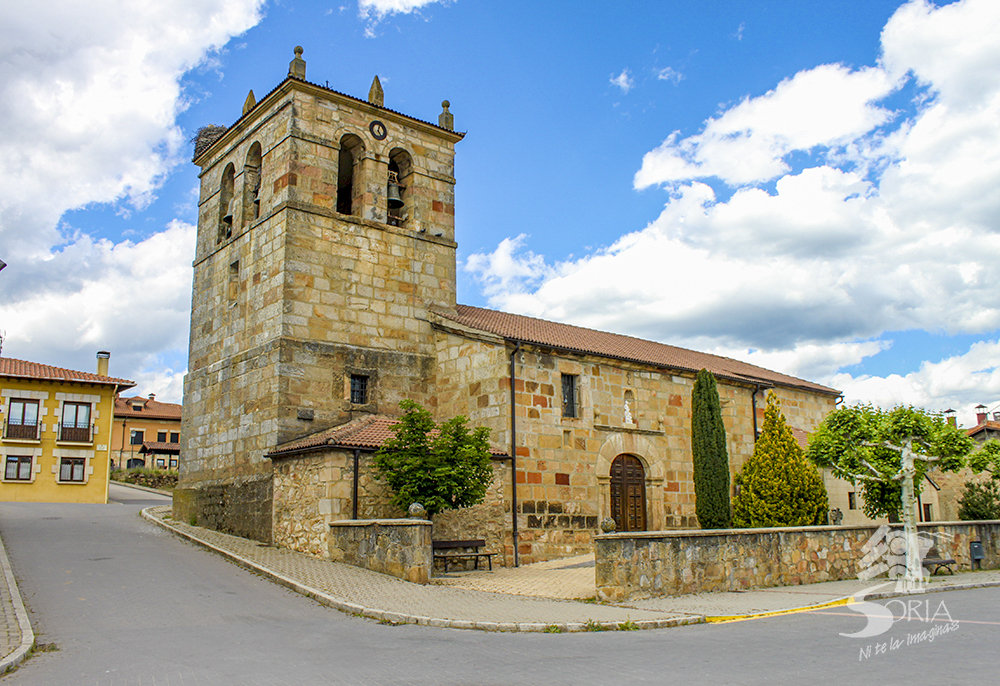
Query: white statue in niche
623 399 633 424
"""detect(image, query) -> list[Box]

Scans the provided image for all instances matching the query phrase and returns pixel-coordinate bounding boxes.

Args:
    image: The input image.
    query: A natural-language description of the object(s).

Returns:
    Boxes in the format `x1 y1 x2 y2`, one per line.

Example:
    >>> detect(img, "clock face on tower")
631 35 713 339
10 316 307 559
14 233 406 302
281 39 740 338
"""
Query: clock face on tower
369 120 387 140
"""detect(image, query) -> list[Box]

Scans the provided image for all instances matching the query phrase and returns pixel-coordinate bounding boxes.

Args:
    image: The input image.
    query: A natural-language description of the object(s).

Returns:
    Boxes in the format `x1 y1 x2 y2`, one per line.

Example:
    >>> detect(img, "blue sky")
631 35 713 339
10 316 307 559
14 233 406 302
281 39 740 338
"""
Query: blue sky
2 0 999 427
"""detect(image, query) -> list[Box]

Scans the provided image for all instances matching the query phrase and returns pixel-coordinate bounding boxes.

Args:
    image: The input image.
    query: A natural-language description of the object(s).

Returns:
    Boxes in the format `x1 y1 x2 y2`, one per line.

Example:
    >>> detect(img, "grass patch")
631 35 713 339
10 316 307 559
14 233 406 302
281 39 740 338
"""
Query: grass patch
543 624 563 633
584 619 606 632
617 619 639 631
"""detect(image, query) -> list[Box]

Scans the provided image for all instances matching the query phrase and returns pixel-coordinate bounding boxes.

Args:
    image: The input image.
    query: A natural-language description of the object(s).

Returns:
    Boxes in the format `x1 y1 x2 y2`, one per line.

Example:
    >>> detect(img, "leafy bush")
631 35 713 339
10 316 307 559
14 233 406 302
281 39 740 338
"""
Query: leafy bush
691 369 731 529
733 392 828 527
111 467 178 491
373 400 493 517
958 480 1000 521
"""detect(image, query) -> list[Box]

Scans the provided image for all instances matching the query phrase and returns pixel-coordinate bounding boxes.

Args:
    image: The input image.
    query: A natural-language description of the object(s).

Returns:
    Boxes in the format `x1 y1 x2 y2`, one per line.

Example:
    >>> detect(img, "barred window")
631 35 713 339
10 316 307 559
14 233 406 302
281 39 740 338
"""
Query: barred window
561 374 579 418
350 375 369 405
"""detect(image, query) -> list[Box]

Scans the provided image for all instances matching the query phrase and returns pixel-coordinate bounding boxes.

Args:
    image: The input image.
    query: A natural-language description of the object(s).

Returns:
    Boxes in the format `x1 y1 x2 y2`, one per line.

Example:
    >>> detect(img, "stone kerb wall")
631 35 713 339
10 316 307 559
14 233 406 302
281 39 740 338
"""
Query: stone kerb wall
329 519 432 584
595 520 1000 601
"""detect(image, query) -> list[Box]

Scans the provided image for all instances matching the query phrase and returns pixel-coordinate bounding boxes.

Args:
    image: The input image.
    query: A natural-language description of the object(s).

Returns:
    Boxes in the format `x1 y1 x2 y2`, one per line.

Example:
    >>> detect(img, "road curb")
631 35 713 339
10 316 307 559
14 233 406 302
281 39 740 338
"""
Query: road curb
112 481 173 497
141 508 703 633
0 531 34 674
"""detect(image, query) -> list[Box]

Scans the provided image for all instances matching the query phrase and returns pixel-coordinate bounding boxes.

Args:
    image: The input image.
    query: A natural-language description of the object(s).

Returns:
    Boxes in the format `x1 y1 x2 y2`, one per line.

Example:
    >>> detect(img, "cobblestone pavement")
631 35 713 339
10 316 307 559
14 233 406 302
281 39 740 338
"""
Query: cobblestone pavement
431 553 597 599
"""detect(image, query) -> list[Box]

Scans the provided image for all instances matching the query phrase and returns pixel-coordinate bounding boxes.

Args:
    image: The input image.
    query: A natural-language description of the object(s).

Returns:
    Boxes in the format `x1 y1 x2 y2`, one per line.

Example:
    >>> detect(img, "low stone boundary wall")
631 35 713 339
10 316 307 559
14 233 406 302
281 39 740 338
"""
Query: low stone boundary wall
329 519 432 584
595 520 1000 601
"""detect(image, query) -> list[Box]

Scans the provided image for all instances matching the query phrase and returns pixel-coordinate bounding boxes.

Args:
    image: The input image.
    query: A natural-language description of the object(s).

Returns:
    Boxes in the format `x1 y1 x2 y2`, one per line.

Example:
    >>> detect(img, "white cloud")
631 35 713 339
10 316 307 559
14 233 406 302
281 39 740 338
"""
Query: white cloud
467 0 1000 416
0 0 264 261
0 221 195 402
610 69 635 94
657 67 682 84
0 1 263 400
831 339 1000 428
634 63 899 187
358 0 451 37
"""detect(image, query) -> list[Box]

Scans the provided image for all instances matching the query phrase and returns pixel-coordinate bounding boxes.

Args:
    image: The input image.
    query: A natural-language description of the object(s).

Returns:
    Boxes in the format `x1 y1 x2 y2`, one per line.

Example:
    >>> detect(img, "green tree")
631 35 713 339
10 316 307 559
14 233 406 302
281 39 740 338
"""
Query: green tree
969 439 1000 479
733 392 828 527
691 369 731 528
373 399 494 517
957 480 1000 521
806 404 973 521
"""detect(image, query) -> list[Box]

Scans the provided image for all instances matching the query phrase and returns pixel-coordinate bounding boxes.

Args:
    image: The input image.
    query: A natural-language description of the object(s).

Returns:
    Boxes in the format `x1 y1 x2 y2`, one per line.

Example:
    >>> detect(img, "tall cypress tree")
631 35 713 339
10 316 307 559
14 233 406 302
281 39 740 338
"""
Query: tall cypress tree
691 368 732 528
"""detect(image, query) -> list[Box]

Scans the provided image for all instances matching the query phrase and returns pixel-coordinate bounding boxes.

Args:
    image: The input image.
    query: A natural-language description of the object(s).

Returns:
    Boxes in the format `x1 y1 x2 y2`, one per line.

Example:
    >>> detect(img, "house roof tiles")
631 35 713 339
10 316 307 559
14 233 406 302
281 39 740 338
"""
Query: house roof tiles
0 357 134 388
436 305 839 396
139 441 180 455
115 396 182 420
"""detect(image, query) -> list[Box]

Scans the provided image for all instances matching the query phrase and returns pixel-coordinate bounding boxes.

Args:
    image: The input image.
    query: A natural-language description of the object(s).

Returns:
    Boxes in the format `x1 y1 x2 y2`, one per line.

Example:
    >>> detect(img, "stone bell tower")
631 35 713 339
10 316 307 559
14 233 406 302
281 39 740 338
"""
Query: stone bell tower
176 47 465 542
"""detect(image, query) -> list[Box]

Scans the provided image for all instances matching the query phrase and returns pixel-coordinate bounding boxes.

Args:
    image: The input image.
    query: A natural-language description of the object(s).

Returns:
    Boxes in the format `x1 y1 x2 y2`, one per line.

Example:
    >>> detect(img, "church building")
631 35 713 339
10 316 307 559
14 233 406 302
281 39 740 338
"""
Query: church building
176 48 842 566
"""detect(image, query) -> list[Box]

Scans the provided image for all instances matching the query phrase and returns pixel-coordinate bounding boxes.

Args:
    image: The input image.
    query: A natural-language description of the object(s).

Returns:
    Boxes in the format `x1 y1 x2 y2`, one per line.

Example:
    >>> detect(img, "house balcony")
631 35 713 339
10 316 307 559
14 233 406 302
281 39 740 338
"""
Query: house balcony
58 423 94 444
3 421 40 442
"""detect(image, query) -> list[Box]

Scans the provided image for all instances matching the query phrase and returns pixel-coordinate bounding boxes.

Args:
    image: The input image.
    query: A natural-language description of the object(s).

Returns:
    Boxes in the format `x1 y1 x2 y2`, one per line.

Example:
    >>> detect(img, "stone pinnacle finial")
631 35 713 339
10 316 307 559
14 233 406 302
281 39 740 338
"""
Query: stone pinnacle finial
288 46 306 80
438 100 453 131
368 75 384 107
242 89 257 115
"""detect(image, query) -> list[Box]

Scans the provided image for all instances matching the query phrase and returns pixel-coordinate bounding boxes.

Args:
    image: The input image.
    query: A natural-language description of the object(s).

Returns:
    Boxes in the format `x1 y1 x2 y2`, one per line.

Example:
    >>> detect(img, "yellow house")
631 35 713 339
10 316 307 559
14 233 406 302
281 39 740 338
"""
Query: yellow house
0 352 135 503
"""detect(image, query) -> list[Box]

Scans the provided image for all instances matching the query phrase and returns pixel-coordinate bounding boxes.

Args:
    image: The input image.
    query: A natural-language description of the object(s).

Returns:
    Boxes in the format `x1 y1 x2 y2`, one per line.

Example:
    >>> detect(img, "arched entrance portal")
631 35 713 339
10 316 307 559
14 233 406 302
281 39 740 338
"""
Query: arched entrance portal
610 454 647 532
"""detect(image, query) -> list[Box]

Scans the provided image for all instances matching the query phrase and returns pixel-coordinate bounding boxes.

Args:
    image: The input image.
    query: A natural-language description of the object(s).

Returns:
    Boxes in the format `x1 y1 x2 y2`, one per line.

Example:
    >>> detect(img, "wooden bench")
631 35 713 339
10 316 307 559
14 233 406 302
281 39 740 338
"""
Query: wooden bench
922 547 956 575
432 539 496 572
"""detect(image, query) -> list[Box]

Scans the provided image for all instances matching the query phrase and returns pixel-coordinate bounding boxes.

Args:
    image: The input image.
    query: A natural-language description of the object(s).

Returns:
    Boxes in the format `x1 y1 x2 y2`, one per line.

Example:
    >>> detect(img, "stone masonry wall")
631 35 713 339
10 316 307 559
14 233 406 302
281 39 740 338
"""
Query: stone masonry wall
432 323 840 565
595 521 1000 601
328 519 432 584
272 445 512 564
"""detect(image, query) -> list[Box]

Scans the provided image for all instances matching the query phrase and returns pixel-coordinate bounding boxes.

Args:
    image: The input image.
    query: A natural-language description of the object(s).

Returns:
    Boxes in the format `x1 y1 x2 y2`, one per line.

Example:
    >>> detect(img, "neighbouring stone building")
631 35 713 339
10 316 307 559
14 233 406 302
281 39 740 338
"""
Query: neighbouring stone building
177 47 850 566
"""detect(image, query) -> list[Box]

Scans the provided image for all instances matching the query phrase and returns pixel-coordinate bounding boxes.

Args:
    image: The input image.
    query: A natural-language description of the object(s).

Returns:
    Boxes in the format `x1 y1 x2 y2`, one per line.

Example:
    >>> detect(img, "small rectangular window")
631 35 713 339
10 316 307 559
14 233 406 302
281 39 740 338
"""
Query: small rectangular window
4 456 32 481
169 432 180 444
169 459 178 469
561 374 579 418
350 375 369 405
848 492 857 510
130 429 144 446
59 458 86 483
156 459 165 468
922 503 932 522
157 431 167 443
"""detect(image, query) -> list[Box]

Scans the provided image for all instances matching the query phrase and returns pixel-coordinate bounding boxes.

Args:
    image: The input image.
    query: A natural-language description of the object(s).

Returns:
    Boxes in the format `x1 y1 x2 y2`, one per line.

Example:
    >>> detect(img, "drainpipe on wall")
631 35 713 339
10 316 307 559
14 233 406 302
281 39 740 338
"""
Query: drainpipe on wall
352 449 360 520
509 341 521 568
751 385 761 442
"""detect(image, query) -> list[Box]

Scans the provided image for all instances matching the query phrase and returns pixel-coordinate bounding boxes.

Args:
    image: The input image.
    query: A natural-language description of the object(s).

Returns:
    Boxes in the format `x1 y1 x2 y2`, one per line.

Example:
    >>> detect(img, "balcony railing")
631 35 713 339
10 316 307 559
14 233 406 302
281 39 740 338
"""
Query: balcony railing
59 423 94 443
3 421 40 440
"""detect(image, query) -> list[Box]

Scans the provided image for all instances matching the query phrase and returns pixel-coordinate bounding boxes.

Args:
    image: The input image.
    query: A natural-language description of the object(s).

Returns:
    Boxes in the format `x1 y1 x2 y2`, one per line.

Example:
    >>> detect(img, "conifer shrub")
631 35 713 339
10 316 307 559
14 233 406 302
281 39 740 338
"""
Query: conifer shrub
691 369 731 528
958 480 1000 521
733 392 828 527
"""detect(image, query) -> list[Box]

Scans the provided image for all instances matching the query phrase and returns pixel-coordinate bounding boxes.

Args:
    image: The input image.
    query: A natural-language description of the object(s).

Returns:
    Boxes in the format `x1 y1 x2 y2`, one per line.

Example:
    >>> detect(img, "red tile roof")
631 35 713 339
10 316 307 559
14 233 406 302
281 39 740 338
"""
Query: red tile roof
968 421 1000 438
267 414 508 458
0 357 134 388
139 441 180 455
436 305 839 396
115 396 183 420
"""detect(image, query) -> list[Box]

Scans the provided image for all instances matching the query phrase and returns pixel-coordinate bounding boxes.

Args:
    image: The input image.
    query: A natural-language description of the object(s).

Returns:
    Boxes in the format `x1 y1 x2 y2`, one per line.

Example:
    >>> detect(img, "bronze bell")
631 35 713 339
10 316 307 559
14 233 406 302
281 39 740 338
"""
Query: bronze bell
387 171 404 210
223 197 235 225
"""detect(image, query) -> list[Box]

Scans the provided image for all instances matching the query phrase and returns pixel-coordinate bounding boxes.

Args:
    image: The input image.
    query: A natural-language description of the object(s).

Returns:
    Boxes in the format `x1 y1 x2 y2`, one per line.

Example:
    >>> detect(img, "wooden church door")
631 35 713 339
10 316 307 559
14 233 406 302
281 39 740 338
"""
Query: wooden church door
610 454 647 532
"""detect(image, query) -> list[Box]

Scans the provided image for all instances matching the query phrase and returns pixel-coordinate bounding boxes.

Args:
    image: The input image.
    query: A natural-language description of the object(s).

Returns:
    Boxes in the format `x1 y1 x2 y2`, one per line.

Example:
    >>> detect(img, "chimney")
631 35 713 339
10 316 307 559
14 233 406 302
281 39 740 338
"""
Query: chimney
148 393 156 400
944 409 956 428
96 351 110 377
975 404 988 426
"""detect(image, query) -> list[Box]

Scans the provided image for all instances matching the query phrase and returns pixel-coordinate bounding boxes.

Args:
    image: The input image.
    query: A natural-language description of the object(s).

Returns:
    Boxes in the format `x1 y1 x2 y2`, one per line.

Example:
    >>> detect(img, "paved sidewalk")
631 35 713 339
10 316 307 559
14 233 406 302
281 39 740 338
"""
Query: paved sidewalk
0 529 34 674
143 505 1000 632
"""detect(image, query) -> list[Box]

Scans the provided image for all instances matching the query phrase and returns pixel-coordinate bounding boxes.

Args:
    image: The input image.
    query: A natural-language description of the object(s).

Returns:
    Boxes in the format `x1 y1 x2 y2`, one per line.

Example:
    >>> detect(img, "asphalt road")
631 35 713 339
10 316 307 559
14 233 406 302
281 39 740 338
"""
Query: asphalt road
0 485 995 685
